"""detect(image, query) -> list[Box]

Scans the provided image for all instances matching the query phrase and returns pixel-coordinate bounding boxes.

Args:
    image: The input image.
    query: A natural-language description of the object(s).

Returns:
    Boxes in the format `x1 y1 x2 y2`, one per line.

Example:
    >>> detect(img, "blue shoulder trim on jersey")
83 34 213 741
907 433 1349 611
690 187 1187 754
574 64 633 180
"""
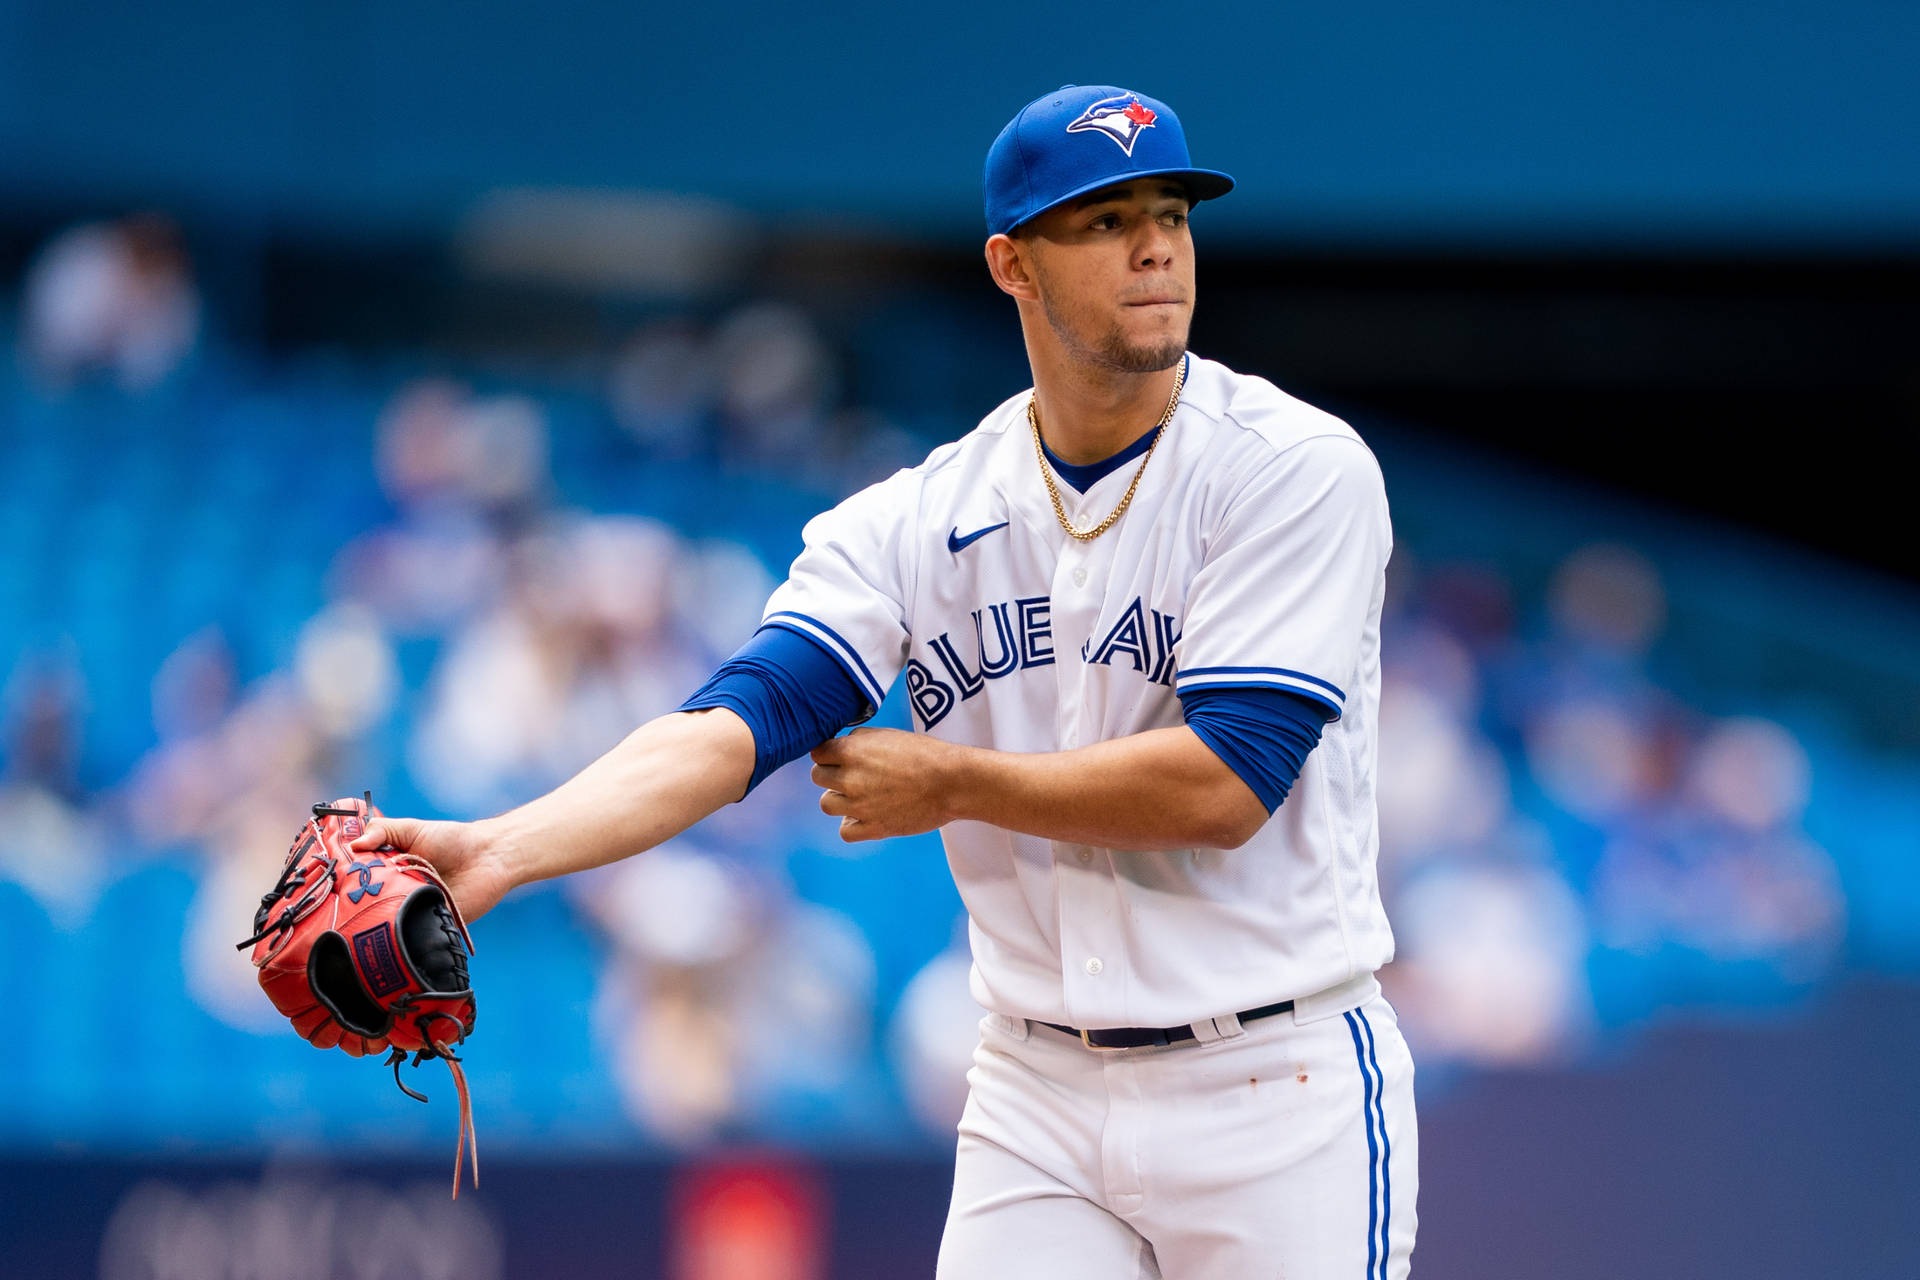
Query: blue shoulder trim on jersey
1177 684 1332 815
1177 665 1346 698
1041 424 1161 494
679 625 874 795
1175 665 1345 717
762 610 886 706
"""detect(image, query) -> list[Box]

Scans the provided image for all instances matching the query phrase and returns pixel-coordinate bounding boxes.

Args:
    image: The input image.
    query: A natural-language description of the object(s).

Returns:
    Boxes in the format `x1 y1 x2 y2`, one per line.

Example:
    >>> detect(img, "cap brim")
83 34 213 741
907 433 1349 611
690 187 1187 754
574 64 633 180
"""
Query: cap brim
1006 167 1236 235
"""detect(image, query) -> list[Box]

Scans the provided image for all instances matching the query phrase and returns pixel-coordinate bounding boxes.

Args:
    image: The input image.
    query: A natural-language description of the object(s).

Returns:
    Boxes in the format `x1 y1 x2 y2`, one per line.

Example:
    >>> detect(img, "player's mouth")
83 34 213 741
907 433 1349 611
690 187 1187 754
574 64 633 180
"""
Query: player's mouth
1124 298 1187 308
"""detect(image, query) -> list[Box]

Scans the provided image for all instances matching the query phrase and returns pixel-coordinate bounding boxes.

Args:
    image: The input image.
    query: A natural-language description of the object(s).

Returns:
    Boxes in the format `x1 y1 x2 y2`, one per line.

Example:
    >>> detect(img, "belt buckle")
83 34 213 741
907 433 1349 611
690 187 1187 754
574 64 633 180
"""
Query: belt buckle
1079 1028 1124 1052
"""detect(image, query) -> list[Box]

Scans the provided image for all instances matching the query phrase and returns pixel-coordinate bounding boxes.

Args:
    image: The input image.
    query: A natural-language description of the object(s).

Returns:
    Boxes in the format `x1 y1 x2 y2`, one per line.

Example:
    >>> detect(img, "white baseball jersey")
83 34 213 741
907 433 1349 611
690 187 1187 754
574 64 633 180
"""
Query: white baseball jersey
764 354 1395 1029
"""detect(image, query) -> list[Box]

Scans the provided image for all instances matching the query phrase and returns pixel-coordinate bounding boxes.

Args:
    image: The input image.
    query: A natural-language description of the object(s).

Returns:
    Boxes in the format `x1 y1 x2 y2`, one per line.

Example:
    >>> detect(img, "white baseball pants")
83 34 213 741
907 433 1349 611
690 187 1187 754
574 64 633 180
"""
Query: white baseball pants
937 979 1418 1279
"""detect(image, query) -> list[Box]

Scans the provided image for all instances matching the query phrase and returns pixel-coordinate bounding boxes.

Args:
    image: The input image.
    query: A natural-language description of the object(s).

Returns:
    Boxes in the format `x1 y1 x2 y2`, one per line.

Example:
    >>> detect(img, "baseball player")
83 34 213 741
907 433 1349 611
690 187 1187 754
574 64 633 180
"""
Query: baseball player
357 84 1415 1278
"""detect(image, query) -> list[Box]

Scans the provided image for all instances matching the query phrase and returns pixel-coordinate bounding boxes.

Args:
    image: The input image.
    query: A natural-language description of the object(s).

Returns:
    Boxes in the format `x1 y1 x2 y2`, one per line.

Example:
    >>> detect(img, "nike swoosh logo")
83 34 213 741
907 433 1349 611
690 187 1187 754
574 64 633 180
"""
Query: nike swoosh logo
948 521 1010 553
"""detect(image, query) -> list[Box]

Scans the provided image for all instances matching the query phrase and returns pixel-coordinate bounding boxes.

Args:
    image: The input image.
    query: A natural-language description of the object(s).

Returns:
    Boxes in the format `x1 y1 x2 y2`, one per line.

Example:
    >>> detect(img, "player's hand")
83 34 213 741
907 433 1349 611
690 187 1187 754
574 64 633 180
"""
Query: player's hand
350 814 516 923
810 728 960 843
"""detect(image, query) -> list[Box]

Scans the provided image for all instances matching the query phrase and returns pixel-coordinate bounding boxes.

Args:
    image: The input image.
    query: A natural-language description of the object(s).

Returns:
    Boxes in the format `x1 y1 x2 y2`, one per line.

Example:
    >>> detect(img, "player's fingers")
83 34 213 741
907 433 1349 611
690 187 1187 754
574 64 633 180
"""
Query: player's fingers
838 816 870 842
354 817 418 852
819 790 847 817
810 736 846 765
809 761 842 788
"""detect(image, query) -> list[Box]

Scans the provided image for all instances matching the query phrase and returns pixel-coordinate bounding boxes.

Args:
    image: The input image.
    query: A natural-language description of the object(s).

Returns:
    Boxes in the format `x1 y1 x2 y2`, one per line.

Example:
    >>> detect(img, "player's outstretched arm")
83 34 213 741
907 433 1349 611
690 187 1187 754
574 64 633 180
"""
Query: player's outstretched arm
811 724 1269 852
352 707 756 921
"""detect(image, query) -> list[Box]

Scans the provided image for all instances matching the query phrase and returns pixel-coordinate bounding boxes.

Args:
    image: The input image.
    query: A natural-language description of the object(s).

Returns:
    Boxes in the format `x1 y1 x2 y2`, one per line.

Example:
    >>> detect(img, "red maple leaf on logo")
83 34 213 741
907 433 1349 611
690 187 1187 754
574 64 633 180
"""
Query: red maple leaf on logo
1122 101 1156 127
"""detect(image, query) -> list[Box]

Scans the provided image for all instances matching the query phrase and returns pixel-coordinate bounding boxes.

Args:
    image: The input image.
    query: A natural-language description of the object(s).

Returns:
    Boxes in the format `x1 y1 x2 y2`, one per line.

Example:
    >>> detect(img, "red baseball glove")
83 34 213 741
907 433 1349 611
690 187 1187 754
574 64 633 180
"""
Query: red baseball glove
238 793 480 1196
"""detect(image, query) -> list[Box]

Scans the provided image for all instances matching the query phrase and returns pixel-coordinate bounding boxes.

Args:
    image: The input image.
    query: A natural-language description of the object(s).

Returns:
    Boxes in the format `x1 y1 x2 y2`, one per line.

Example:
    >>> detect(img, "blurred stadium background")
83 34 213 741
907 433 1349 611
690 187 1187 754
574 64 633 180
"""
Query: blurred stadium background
1 3 1917 1277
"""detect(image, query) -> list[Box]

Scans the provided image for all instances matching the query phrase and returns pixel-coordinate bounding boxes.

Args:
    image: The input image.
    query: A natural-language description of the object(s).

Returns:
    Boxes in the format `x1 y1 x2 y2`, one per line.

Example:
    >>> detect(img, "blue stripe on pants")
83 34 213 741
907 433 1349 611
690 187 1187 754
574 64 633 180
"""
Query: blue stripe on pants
1359 1009 1393 1279
1344 1010 1380 1279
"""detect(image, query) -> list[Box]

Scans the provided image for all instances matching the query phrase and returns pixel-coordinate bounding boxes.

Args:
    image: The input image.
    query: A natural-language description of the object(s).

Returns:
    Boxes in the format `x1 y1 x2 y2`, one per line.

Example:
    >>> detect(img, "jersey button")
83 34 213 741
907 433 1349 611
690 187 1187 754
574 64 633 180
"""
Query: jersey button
1077 849 1093 863
1071 567 1088 588
1084 957 1104 976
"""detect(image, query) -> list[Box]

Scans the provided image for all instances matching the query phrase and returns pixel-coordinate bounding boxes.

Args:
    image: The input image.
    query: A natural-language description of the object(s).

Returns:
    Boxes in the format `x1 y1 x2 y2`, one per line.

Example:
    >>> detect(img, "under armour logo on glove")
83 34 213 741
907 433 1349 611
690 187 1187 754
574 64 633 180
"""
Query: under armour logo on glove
346 857 386 903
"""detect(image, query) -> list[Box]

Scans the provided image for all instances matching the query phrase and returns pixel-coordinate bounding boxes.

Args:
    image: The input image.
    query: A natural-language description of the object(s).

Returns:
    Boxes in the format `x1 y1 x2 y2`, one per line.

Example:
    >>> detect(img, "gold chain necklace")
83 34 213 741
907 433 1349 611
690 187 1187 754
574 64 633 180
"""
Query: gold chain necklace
1028 356 1187 542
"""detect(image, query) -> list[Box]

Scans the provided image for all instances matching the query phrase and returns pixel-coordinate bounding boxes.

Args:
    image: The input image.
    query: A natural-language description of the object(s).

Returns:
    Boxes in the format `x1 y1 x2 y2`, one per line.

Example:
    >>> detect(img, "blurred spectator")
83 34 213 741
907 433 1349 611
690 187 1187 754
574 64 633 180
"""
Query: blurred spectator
167 677 333 1033
609 318 720 457
124 629 244 850
572 844 876 1142
712 303 834 471
292 604 401 742
373 379 551 519
1524 694 1686 825
1377 661 1512 873
670 539 779 660
0 650 109 925
1 647 89 803
405 514 706 815
20 214 200 392
1590 716 1844 984
124 620 390 1032
607 307 919 488
890 934 984 1137
1386 843 1594 1067
149 627 237 745
330 377 550 636
1549 543 1667 657
1505 545 1688 825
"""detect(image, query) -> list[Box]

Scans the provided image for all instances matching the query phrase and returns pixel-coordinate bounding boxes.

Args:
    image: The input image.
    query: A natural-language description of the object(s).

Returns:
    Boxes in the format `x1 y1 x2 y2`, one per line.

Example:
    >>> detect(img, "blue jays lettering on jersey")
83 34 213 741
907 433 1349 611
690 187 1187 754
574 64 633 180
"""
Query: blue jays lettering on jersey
760 354 1395 1031
904 594 1180 730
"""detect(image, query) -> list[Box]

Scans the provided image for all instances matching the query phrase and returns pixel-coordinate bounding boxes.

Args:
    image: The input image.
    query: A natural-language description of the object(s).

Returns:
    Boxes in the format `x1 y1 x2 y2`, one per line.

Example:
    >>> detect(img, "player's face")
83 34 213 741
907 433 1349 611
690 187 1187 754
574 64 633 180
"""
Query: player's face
1021 181 1195 374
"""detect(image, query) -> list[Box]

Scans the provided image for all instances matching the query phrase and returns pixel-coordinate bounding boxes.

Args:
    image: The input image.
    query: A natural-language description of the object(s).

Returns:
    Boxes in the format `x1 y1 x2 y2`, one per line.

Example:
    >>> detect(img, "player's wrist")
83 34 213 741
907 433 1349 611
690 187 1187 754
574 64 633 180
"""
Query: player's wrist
471 813 532 890
934 739 988 827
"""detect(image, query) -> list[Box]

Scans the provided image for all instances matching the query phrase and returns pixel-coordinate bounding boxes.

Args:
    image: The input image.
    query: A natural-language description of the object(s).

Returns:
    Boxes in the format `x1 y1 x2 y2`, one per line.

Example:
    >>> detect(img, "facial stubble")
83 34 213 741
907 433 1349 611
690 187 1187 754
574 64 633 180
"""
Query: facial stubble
1031 258 1190 375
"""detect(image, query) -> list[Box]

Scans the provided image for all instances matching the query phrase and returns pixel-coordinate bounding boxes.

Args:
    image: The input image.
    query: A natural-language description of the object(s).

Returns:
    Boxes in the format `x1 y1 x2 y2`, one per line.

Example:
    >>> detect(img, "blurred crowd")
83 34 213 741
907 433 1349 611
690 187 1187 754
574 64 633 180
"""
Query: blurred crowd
1375 546 1844 1066
0 217 1903 1151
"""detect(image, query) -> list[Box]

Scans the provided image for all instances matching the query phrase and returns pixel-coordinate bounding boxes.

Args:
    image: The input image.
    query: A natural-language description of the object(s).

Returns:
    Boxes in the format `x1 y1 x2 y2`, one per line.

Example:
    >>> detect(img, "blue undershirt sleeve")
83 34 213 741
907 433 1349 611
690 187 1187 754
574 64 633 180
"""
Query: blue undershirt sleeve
679 625 876 795
1177 685 1334 815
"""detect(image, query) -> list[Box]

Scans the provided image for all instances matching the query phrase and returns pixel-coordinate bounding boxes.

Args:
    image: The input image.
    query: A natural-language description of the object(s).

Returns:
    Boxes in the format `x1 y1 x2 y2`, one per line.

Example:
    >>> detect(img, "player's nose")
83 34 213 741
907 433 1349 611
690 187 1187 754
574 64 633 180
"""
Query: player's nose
1133 222 1177 269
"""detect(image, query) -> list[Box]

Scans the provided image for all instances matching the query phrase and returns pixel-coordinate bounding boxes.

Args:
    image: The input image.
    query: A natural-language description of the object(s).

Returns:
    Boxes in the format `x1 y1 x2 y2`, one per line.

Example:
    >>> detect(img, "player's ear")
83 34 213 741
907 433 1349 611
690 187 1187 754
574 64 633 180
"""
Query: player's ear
984 233 1040 302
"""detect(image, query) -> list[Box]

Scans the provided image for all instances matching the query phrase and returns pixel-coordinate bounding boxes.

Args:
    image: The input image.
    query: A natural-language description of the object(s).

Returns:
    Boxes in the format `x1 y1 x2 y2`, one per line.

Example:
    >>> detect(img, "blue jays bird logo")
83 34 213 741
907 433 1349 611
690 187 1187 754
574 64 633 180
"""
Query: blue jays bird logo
1065 94 1158 156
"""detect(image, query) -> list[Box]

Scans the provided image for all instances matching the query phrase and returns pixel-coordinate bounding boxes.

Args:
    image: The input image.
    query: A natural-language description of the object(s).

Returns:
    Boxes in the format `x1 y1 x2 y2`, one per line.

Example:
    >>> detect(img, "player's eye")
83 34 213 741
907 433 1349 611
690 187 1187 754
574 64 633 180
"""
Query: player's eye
1090 213 1123 230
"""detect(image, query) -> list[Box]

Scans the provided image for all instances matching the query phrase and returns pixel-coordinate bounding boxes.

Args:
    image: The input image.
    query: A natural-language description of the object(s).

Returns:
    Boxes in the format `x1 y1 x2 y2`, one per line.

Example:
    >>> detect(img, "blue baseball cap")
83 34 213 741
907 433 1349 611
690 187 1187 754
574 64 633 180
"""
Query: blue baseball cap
984 85 1235 237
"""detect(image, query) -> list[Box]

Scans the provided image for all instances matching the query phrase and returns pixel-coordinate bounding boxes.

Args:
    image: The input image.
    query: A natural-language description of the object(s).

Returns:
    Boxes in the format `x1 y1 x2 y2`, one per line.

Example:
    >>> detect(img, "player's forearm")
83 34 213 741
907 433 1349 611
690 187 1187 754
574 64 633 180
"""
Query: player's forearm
478 708 755 888
945 726 1267 852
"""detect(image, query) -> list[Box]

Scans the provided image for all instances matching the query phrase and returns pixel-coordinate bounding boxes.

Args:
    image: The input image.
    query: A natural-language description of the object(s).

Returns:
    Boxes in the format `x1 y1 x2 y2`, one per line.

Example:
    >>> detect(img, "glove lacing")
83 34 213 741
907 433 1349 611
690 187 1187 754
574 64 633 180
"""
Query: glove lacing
385 1020 479 1198
234 817 337 963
